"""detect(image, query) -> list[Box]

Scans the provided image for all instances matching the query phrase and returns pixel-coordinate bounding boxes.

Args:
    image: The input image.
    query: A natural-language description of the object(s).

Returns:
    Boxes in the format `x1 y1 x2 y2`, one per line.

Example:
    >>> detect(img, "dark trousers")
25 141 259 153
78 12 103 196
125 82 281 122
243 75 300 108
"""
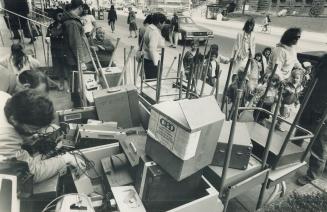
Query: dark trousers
300 110 327 180
52 49 67 80
109 20 115 31
144 58 158 80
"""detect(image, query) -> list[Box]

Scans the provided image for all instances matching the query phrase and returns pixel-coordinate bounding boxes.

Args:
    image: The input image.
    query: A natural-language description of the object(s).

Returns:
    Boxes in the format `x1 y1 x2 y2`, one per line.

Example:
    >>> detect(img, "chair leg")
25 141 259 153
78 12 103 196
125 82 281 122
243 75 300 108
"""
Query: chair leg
265 184 280 205
223 190 231 212
280 181 287 197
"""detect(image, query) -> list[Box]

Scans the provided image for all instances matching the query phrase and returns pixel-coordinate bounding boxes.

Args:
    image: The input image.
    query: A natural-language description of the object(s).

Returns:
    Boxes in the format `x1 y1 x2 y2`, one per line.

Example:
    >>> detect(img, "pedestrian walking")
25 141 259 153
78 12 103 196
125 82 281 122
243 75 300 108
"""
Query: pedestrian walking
108 5 117 33
169 13 179 48
232 18 256 74
127 7 138 38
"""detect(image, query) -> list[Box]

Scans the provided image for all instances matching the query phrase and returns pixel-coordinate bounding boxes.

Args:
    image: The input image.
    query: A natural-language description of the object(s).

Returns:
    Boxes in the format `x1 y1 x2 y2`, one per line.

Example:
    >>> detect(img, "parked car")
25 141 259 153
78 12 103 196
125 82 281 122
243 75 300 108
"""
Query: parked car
123 5 138 14
143 7 167 16
115 3 124 10
162 16 214 43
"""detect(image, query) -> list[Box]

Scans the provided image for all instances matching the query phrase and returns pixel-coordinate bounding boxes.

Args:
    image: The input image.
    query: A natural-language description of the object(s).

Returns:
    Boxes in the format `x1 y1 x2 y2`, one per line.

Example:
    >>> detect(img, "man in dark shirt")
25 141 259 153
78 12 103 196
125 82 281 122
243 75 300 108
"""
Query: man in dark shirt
90 27 115 67
297 54 327 186
169 13 179 48
61 0 92 107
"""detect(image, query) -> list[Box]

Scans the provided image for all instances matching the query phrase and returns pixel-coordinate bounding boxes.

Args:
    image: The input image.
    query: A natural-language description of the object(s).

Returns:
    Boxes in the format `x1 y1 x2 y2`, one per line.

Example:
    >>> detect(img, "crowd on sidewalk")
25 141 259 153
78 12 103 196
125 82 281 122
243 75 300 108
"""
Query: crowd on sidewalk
0 0 327 199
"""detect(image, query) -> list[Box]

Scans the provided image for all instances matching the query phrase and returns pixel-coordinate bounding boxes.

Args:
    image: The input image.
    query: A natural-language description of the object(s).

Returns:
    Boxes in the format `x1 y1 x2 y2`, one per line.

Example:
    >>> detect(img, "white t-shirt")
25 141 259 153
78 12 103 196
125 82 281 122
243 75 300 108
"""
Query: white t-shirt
0 91 23 158
81 14 96 33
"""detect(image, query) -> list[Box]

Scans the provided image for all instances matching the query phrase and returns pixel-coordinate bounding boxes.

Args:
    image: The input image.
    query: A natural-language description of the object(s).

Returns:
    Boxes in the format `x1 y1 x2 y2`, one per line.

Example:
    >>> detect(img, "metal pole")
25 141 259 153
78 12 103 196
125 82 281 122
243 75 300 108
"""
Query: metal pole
256 170 270 209
108 38 120 68
18 18 25 48
0 29 4 46
222 188 231 212
215 69 221 101
117 46 134 86
83 38 100 80
134 56 137 85
274 78 318 169
165 56 177 78
124 48 127 84
197 39 209 82
140 57 144 94
186 56 196 98
156 60 162 103
239 57 251 89
221 51 236 109
262 85 283 169
200 46 212 96
39 23 47 64
176 53 182 85
4 14 14 43
77 54 85 106
160 48 165 79
219 89 242 195
91 48 110 89
179 71 183 100
190 62 199 97
227 57 252 120
176 41 186 85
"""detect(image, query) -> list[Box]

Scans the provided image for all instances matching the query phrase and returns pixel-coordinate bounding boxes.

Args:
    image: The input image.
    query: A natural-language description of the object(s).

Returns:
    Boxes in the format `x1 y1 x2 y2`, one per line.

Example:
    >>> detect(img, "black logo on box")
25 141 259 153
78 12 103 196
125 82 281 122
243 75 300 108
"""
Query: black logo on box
159 118 175 132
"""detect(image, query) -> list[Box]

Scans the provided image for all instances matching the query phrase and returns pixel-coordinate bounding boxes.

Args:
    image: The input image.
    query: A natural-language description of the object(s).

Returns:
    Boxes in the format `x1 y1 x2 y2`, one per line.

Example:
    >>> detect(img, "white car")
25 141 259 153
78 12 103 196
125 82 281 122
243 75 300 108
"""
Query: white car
123 5 138 14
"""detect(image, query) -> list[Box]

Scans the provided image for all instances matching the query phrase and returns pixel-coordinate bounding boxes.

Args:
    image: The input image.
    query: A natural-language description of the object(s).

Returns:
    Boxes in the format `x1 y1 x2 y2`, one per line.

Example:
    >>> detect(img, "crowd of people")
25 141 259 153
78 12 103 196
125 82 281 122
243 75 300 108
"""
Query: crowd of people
0 0 326 192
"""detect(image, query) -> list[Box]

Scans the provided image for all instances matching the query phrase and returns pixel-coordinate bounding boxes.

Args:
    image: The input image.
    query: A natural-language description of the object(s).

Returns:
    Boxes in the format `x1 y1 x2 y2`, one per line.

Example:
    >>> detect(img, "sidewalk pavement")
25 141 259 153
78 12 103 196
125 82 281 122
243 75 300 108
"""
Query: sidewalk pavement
191 12 327 45
119 9 326 52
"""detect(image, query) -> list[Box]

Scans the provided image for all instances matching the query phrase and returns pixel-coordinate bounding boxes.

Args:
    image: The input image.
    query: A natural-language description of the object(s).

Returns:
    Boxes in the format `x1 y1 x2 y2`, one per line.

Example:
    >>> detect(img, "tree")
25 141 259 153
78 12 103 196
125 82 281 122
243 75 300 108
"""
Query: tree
276 0 280 11
242 0 248 15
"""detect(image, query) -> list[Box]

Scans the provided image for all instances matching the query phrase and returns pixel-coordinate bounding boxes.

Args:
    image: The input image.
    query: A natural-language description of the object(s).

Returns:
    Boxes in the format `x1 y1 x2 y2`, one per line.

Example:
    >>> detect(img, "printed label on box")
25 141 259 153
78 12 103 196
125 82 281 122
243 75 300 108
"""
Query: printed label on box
148 110 200 160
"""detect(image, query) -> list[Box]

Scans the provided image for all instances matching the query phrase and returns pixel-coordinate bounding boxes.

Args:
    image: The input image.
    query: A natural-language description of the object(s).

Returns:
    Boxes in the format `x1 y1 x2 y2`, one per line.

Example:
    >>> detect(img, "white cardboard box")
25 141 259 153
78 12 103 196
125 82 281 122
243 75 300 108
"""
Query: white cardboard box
148 96 225 160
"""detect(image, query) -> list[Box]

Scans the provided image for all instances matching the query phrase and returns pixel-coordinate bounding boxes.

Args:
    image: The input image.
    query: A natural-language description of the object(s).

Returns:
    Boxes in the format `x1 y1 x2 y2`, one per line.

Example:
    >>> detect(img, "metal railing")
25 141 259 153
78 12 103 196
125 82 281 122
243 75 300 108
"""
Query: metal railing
0 6 49 65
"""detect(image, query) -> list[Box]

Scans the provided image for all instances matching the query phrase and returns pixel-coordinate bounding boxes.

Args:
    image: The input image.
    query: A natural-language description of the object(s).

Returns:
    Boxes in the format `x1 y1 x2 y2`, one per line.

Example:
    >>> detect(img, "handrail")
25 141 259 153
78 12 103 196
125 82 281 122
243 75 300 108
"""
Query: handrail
238 106 314 140
0 7 49 28
30 9 52 21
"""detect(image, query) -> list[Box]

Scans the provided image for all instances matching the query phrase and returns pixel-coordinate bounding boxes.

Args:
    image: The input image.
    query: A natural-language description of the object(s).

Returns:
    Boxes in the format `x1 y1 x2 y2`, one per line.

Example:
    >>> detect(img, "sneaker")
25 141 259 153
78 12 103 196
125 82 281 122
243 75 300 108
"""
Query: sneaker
128 35 132 38
134 35 137 38
297 175 313 186
169 44 174 47
275 124 286 132
173 45 177 48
